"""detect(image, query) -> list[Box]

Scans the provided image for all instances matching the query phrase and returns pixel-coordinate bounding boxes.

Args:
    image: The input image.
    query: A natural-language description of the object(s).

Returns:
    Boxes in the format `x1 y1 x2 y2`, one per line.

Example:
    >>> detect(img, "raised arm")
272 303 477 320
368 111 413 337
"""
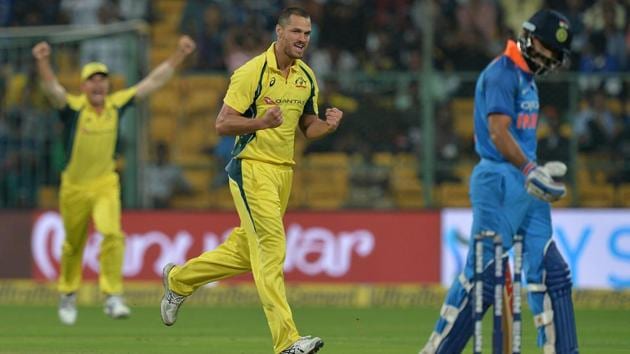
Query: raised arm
135 35 196 99
299 107 343 139
32 42 67 109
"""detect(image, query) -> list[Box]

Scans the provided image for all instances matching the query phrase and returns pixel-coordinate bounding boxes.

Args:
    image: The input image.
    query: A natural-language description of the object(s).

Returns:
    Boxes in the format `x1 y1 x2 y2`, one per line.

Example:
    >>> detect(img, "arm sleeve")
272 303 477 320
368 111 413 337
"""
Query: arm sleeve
58 93 83 123
110 86 138 108
110 86 138 116
484 67 517 119
223 63 258 114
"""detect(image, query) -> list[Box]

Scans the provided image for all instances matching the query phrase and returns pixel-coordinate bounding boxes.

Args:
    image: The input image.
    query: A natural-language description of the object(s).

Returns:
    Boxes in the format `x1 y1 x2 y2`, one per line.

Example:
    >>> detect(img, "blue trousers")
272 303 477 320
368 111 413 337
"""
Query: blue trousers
466 159 551 284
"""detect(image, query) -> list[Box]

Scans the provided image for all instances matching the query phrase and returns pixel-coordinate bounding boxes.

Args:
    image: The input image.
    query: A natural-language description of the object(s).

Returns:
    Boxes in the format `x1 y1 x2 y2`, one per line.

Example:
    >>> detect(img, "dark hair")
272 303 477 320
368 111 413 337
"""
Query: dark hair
277 7 310 26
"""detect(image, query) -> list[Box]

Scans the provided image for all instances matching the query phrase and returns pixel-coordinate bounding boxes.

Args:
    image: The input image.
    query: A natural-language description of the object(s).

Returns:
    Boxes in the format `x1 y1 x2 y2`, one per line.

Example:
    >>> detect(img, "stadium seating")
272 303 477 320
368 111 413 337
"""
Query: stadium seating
302 153 349 209
372 152 394 168
452 97 475 140
618 184 630 207
37 186 58 210
390 171 423 208
553 186 572 208
288 167 306 209
436 182 470 207
145 1 231 205
578 185 616 208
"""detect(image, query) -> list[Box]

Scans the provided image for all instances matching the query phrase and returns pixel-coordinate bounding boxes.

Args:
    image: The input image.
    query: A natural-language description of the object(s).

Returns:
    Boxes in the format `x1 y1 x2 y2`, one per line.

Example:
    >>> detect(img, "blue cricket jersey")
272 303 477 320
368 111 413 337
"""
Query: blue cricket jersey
473 40 539 163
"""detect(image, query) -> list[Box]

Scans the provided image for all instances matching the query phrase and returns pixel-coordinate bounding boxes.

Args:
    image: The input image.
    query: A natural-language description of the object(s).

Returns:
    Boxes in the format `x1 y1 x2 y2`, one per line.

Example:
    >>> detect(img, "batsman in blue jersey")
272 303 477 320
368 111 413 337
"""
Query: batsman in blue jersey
420 10 578 354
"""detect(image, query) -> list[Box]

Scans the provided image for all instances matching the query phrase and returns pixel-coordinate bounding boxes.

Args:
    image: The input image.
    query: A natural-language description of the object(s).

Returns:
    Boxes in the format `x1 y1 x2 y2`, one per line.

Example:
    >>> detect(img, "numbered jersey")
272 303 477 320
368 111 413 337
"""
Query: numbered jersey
473 40 539 162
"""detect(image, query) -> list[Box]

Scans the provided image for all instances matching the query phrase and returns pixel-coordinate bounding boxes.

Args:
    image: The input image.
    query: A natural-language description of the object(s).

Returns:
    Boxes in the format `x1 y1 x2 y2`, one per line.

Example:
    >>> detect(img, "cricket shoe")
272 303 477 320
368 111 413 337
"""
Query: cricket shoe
280 336 324 354
160 263 187 326
104 295 131 319
58 293 77 325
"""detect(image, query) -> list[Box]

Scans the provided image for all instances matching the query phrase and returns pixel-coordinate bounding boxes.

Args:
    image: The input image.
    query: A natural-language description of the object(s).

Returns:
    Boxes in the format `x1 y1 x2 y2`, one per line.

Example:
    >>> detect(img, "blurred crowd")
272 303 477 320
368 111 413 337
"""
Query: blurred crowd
2 0 630 208
178 0 630 190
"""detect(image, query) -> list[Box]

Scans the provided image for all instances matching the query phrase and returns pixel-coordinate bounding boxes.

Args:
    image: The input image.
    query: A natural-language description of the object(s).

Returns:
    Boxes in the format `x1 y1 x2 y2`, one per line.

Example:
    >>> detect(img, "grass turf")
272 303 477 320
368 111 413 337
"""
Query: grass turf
0 305 628 353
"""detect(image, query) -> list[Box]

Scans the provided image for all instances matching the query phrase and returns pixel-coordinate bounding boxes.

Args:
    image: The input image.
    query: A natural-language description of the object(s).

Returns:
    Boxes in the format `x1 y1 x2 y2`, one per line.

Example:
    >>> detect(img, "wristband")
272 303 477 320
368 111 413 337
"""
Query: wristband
520 161 537 175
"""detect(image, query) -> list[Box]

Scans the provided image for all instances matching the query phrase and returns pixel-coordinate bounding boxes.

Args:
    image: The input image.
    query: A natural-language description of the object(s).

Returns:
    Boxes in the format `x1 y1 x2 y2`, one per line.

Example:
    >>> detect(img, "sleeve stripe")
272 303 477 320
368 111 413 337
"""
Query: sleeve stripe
298 64 316 115
243 60 268 118
233 59 268 158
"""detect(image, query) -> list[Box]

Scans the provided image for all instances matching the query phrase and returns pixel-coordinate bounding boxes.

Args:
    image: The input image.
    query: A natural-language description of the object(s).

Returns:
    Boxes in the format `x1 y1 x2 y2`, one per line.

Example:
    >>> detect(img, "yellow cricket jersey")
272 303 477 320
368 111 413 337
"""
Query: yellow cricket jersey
223 43 319 166
58 86 137 183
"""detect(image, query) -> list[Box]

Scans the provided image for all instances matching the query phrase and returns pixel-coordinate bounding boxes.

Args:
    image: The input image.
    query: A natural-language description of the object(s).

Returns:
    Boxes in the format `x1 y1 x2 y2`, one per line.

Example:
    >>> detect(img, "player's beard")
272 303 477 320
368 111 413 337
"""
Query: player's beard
286 42 306 59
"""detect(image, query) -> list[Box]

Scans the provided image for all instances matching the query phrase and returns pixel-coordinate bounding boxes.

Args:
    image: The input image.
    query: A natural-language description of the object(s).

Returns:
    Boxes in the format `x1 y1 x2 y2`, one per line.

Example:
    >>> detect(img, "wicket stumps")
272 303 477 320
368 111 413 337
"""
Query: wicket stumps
512 235 523 354
473 232 524 354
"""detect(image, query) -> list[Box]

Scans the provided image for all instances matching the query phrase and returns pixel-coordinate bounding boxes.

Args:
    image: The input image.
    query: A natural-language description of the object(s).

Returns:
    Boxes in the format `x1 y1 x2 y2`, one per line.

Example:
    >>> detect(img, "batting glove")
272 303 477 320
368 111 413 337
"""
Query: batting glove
522 161 567 202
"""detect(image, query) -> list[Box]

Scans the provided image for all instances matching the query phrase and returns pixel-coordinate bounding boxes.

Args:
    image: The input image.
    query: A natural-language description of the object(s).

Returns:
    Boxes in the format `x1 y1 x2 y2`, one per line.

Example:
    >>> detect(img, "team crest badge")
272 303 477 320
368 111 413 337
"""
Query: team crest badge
295 77 307 88
556 21 569 43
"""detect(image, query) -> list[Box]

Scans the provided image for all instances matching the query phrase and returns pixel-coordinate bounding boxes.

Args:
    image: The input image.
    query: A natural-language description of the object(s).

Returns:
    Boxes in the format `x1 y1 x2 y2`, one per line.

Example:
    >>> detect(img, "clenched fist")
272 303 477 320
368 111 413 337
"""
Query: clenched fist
32 41 51 60
260 106 283 129
324 107 343 132
177 35 196 56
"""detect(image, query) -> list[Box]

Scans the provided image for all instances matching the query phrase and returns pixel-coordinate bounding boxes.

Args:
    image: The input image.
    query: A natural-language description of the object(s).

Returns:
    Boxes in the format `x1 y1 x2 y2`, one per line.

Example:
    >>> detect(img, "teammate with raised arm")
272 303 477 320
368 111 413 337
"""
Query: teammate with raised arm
33 35 195 325
420 9 578 353
160 7 343 354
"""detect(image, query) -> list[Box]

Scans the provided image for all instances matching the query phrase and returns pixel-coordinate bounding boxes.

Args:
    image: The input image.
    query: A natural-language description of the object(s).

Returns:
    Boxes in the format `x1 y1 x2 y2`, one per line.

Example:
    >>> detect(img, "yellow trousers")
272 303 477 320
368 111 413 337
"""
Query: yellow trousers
58 172 125 295
169 159 299 353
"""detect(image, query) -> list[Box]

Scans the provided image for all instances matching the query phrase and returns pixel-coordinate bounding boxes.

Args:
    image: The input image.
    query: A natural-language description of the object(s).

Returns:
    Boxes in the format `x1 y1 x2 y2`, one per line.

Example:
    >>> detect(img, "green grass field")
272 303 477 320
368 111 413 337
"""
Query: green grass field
0 305 628 353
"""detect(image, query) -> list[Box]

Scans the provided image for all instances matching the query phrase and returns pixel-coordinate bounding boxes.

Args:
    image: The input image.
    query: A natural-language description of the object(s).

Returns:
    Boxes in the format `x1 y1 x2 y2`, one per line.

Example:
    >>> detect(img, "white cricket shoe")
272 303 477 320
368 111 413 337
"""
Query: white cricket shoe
280 336 324 354
58 293 77 325
160 263 187 326
104 295 131 319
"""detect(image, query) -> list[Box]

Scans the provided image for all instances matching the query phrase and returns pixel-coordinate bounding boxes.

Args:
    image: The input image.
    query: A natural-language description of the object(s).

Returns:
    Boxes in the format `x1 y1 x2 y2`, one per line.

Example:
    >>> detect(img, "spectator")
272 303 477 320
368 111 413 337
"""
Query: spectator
144 141 192 208
574 89 620 152
309 44 359 83
319 0 366 53
209 135 234 189
0 0 11 26
455 0 501 54
118 0 155 23
500 0 543 37
179 0 214 37
538 106 570 163
60 0 104 26
597 2 626 70
224 27 264 73
79 2 127 75
195 3 226 71
346 143 391 208
583 0 625 33
5 0 61 26
364 28 398 72
609 96 630 184
439 3 495 71
578 31 622 94
434 100 462 184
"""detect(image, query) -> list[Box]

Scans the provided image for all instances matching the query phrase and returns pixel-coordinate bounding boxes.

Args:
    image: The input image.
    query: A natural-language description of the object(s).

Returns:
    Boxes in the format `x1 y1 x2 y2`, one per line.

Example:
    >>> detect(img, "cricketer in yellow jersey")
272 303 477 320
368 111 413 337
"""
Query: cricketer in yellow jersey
32 36 196 326
160 7 343 354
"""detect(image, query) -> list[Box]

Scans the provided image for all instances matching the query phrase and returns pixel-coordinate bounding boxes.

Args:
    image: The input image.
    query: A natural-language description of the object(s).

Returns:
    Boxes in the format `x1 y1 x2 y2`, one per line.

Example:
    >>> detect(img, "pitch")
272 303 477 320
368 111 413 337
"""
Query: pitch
0 305 627 353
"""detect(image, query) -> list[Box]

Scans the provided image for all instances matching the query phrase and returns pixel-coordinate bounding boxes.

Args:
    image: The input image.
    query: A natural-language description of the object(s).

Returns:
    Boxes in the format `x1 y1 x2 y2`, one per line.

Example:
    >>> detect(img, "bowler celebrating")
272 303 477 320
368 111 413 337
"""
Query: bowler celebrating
160 7 343 354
